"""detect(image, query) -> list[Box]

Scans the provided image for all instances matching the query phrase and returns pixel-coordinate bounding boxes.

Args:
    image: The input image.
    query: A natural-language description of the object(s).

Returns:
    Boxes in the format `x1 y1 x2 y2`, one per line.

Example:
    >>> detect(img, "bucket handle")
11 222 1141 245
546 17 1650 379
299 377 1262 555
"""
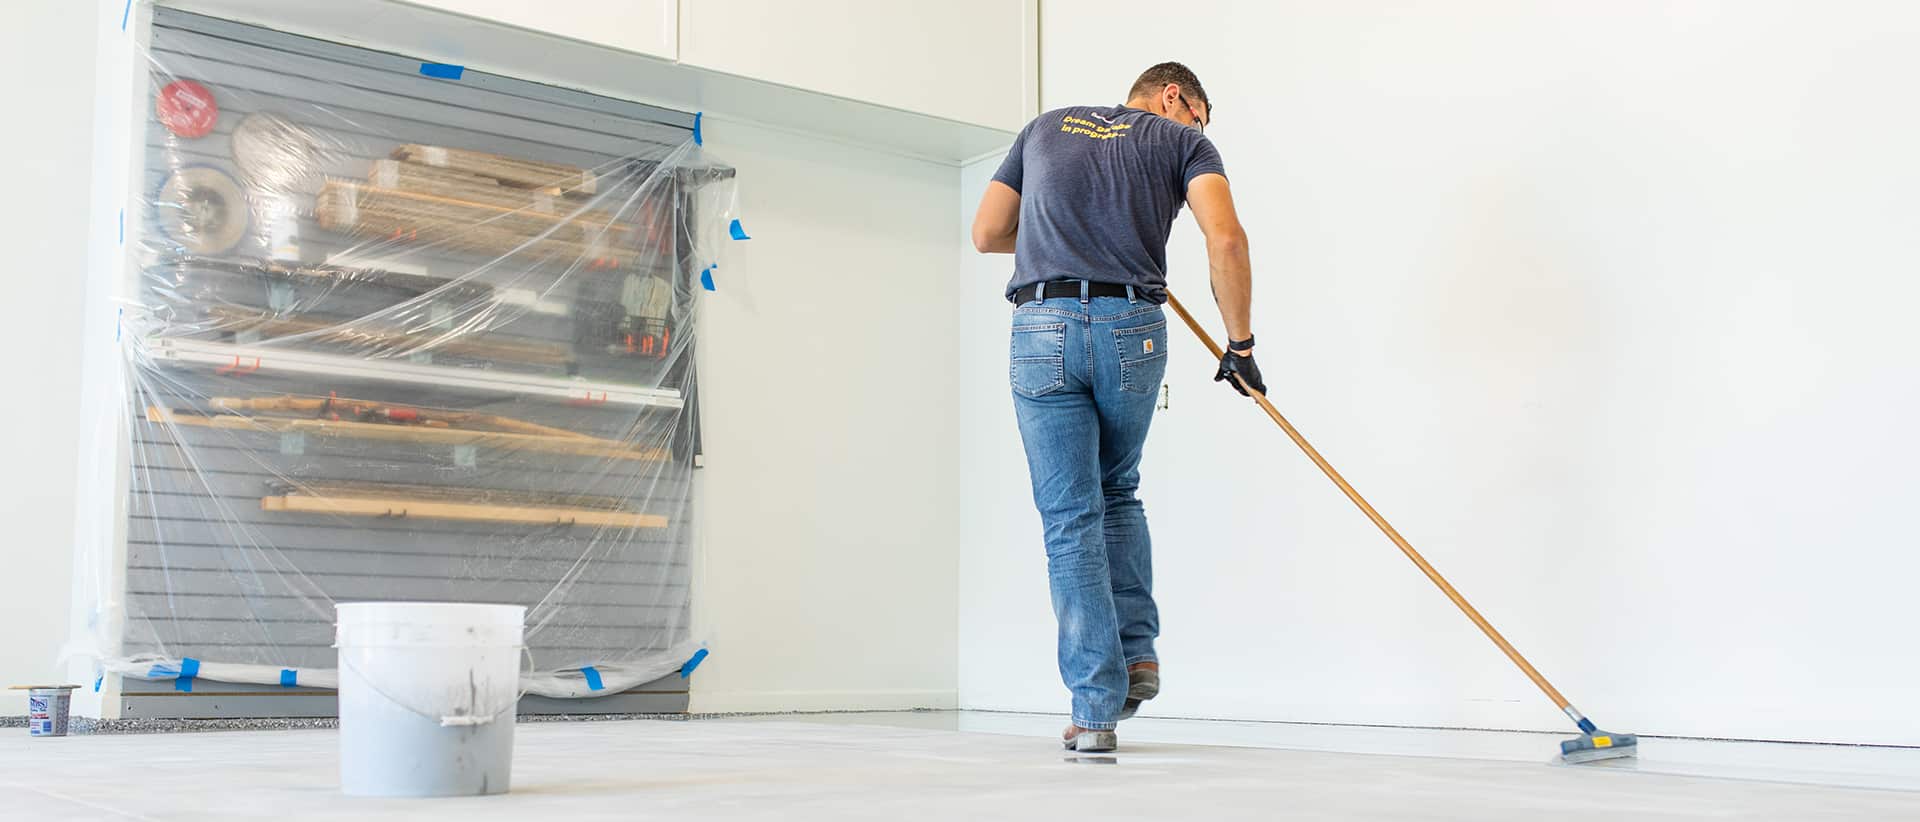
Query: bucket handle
435 645 535 727
337 644 535 728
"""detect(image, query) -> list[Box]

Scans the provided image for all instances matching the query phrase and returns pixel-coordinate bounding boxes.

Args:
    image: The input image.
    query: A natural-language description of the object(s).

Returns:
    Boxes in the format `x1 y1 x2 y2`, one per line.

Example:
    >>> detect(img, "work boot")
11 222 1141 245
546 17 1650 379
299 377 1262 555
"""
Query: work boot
1062 724 1118 752
1118 661 1160 720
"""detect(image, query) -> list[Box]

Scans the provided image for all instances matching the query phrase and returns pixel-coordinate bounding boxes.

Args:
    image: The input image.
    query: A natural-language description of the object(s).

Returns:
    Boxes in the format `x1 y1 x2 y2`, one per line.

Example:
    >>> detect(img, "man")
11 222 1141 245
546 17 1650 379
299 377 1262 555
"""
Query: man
972 62 1262 753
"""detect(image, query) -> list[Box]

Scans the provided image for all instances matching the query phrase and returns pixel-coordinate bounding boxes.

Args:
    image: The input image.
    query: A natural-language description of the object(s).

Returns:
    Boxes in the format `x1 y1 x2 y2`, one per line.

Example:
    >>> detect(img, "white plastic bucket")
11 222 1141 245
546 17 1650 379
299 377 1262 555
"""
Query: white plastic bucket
335 602 525 797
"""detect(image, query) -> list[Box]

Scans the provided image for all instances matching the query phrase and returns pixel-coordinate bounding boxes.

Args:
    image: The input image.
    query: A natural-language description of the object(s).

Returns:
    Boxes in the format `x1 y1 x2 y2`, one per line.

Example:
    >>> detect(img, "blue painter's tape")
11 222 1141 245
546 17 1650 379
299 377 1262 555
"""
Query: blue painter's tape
116 308 123 342
121 0 132 31
693 112 703 145
729 219 750 241
118 209 124 245
581 666 605 691
175 657 200 692
699 265 716 292
419 63 465 80
678 648 709 679
280 669 297 688
93 675 103 693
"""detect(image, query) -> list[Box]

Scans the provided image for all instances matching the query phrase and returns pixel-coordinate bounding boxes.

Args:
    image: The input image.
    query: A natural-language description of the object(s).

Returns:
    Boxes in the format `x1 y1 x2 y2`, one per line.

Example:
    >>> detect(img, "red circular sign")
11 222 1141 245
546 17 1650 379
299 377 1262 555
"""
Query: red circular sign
156 80 218 138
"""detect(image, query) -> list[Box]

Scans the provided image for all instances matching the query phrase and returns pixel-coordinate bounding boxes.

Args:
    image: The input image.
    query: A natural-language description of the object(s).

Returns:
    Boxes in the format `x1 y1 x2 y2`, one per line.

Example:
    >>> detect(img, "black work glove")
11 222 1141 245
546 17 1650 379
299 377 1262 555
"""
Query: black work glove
1215 348 1267 397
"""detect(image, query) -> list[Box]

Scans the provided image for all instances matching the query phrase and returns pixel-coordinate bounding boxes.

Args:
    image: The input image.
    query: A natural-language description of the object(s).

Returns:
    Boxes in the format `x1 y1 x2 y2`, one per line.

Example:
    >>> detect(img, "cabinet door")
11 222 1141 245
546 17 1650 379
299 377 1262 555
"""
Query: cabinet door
680 0 1030 132
397 0 678 61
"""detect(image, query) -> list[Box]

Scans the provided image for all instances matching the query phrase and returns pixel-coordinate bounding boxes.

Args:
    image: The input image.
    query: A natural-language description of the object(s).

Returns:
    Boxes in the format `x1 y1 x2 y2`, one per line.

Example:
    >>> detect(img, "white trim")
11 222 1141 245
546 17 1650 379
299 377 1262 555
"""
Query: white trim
690 689 959 714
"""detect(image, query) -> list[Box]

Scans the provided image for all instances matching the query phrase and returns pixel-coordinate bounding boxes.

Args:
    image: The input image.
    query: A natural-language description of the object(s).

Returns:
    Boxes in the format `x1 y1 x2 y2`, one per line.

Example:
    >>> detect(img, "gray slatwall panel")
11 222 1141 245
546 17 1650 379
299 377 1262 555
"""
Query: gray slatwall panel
126 520 687 565
150 35 684 158
128 543 684 585
117 675 691 720
125 10 703 712
137 619 687 652
140 98 668 177
124 570 689 600
133 395 685 450
127 594 685 628
156 12 692 123
134 451 692 507
117 693 695 720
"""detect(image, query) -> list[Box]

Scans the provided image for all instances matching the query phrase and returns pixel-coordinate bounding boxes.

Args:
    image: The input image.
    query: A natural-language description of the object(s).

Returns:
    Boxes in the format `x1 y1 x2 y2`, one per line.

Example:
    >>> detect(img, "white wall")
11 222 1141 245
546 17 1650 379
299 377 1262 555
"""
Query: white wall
0 1 98 713
959 0 1920 745
692 114 960 712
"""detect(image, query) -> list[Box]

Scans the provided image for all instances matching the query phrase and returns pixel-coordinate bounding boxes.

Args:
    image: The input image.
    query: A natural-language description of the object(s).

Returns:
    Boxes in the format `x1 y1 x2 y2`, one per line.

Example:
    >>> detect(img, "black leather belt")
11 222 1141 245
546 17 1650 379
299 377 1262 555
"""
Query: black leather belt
1010 280 1135 304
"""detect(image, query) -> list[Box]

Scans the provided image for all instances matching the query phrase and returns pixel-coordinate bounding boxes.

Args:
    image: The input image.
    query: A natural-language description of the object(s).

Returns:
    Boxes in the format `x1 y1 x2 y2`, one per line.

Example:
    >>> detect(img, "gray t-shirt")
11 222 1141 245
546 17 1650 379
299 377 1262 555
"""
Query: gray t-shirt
993 105 1226 303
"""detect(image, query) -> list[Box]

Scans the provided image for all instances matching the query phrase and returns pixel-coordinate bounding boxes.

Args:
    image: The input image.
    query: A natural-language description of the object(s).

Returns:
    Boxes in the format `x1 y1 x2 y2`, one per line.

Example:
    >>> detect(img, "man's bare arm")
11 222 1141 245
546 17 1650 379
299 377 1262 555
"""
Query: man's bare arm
971 181 1021 254
1184 173 1252 343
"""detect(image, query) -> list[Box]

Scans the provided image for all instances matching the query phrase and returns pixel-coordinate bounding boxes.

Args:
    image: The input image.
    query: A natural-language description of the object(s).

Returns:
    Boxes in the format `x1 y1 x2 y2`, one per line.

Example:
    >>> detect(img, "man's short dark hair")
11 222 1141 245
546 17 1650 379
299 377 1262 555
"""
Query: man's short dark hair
1129 62 1211 117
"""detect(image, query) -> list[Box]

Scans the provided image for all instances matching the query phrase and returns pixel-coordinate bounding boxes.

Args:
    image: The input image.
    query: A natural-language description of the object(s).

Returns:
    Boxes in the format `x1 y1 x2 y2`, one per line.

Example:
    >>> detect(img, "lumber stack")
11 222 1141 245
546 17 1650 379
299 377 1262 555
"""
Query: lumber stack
203 305 574 366
315 145 669 268
392 144 598 195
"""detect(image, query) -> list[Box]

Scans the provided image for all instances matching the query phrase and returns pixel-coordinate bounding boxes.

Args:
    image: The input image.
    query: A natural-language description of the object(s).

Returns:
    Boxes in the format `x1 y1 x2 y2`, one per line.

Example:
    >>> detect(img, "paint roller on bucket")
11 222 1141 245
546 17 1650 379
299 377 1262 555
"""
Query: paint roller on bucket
334 602 526 797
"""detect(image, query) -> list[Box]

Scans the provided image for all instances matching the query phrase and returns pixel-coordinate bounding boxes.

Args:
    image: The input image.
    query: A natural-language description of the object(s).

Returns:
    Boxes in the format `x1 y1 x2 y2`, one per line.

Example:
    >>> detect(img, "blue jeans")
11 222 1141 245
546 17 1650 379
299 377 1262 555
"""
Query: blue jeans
1009 292 1167 730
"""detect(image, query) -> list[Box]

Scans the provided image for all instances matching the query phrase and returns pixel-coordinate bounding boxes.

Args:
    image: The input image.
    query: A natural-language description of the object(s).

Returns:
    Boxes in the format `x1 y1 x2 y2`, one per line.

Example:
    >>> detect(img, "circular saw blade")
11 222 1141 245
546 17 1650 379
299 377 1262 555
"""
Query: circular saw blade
158 167 249 255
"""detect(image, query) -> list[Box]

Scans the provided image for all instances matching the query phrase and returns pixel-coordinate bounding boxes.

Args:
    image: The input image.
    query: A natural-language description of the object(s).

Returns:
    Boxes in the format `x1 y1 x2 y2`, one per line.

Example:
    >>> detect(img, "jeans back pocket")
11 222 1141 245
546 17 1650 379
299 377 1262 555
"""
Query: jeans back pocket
1113 320 1168 394
1010 321 1067 398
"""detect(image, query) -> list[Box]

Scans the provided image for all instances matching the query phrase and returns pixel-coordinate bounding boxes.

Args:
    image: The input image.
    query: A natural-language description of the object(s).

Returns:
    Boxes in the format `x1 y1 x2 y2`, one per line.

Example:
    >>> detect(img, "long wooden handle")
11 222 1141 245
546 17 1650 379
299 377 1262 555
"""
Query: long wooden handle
261 494 666 529
1164 290 1573 711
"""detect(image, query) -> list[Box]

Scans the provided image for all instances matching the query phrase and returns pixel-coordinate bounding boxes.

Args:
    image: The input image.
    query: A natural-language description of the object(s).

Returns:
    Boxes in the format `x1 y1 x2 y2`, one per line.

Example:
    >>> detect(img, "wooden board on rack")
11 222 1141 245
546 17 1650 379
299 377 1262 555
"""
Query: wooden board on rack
208 394 600 440
392 144 598 195
316 181 637 268
369 160 642 232
261 493 666 529
276 480 636 511
318 179 623 242
167 256 498 301
203 306 574 367
147 406 669 463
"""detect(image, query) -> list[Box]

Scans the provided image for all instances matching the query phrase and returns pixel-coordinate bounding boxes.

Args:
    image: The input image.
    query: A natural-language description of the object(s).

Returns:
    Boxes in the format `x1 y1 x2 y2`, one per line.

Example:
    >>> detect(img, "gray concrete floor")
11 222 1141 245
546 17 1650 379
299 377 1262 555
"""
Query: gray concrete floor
4 711 1917 820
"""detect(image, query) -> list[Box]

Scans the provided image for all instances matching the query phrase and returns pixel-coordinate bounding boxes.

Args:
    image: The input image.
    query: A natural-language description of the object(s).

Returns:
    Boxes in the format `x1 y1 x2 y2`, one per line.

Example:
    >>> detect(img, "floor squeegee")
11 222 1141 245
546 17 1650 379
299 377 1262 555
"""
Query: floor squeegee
1165 290 1636 765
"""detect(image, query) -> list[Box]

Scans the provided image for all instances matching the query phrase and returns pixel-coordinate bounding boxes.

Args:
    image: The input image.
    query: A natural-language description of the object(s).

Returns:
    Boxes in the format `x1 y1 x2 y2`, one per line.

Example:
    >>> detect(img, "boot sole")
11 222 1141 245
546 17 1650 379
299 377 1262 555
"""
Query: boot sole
1118 670 1160 720
1063 730 1119 752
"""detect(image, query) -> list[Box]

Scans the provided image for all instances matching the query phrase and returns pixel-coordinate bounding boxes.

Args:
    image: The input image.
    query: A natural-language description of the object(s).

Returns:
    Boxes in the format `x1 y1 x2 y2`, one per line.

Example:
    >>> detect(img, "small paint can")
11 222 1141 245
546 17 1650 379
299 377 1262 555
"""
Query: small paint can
26 686 76 737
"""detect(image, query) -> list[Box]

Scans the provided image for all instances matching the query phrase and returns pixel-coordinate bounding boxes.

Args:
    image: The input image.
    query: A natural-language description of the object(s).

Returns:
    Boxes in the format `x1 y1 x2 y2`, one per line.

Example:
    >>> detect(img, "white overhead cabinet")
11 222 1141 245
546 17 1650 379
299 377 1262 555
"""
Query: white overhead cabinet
392 0 1030 132
396 0 680 60
677 0 1030 132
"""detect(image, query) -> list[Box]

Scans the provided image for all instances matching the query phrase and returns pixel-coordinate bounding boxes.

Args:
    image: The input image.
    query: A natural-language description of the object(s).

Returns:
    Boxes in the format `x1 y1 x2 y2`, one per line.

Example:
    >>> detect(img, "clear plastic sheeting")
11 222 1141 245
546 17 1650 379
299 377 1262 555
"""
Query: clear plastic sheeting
89 9 735 701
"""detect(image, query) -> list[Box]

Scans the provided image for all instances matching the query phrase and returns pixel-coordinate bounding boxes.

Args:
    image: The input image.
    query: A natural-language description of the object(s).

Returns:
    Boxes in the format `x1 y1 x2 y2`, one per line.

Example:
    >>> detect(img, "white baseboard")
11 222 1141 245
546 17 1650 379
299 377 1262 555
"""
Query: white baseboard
690 689 958 714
